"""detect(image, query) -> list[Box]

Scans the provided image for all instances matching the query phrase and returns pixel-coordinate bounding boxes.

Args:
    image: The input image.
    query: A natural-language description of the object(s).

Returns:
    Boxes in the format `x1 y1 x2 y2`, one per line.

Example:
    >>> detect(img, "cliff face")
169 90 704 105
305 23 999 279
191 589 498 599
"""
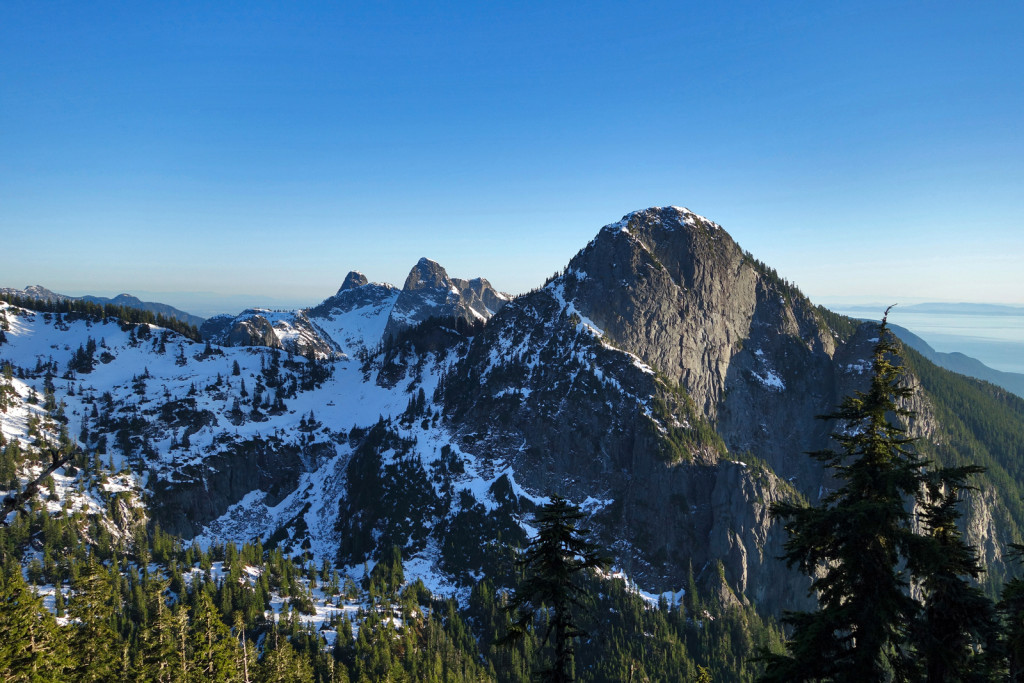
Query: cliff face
439 207 1020 610
559 208 846 478
435 217 825 610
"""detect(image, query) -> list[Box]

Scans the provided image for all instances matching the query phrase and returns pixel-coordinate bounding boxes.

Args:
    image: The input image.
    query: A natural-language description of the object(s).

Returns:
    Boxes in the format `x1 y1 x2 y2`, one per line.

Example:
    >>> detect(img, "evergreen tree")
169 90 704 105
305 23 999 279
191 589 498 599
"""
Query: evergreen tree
66 554 121 681
909 467 999 682
999 545 1024 681
760 310 929 682
189 588 240 681
504 495 610 683
0 564 66 681
139 576 179 683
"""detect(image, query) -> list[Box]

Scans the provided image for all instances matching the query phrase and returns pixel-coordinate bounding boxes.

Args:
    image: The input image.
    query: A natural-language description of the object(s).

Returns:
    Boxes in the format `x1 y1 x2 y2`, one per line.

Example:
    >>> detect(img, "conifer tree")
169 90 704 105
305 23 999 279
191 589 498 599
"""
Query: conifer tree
998 545 1024 681
760 310 929 682
139 576 178 683
0 564 66 681
189 588 240 681
910 467 999 682
67 554 121 681
504 495 610 683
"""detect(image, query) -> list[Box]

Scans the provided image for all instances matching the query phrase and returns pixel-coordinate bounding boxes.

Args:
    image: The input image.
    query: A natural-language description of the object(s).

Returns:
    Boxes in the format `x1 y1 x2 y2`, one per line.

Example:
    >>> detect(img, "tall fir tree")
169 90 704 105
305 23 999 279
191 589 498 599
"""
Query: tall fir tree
66 553 121 681
910 466 999 682
0 563 66 681
189 588 240 682
760 309 930 682
504 495 610 683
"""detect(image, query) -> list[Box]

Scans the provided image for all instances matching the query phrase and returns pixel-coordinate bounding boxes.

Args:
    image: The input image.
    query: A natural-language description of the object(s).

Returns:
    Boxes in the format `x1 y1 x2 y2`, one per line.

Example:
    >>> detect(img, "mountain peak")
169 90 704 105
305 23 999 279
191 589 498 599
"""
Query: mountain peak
0 285 67 302
403 258 451 292
600 206 721 237
338 271 369 293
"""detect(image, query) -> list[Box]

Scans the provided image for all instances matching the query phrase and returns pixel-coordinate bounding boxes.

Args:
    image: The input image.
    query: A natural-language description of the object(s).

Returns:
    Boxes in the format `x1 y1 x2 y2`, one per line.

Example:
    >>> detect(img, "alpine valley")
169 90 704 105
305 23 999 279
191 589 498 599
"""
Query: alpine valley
3 206 1024 681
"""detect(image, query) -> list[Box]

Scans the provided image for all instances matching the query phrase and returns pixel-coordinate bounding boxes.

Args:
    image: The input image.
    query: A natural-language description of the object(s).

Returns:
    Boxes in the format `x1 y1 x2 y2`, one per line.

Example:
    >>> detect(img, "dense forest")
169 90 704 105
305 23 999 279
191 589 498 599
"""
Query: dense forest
0 368 782 682
0 455 783 682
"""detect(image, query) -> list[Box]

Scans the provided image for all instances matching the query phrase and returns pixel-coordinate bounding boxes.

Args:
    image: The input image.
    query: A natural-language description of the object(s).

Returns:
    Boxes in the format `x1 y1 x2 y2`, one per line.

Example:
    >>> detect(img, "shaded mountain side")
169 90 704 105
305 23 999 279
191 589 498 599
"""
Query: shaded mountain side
437 281 811 613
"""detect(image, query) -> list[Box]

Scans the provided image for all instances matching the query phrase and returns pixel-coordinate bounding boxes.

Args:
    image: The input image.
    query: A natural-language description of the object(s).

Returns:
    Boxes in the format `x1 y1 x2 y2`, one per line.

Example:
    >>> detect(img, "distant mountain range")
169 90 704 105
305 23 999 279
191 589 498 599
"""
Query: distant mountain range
886 324 1024 398
0 285 205 328
838 301 1024 316
828 318 1024 399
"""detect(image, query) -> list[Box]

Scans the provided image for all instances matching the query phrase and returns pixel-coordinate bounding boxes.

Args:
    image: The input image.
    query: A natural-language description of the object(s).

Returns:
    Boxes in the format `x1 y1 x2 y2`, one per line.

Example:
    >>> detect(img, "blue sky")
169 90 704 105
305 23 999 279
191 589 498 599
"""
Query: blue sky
2 1 1022 311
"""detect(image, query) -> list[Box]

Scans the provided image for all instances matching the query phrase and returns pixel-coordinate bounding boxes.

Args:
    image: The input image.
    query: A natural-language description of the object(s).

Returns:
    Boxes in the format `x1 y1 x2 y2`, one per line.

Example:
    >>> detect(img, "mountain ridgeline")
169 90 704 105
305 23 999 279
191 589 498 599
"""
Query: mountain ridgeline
3 206 1023 633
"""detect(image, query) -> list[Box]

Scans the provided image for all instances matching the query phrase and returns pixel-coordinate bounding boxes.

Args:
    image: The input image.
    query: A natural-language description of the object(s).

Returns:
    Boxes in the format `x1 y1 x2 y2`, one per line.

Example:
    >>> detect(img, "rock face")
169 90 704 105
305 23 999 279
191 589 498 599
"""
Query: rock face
338 271 369 292
226 314 282 349
438 258 816 612
438 206 1020 612
453 277 507 320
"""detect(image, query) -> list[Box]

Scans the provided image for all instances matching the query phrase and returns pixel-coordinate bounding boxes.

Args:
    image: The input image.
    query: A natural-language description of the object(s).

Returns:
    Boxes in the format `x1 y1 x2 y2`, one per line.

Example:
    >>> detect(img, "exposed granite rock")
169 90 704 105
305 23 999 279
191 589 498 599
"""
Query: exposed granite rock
202 309 336 358
339 271 369 292
226 314 282 349
452 277 508 319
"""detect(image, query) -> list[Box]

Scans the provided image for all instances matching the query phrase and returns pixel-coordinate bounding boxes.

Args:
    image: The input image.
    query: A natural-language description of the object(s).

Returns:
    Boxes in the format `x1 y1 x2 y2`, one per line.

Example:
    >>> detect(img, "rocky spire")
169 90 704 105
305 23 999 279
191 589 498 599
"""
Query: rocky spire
338 271 369 293
402 258 451 291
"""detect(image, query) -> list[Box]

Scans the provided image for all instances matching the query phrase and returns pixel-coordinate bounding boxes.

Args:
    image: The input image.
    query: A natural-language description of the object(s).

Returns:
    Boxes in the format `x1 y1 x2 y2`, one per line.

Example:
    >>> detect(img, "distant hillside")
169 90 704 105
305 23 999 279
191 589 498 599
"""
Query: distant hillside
884 323 1024 398
0 285 205 327
79 293 205 328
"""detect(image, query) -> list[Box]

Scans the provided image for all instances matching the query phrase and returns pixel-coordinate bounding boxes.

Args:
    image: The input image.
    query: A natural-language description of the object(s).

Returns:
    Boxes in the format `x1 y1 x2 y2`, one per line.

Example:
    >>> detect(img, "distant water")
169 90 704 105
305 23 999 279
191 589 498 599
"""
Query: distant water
830 307 1024 375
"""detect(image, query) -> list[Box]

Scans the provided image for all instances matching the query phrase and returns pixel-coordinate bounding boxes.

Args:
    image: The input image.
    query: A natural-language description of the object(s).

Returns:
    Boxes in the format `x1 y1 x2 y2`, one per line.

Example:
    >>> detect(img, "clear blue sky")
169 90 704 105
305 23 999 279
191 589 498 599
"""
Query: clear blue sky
2 1 1022 312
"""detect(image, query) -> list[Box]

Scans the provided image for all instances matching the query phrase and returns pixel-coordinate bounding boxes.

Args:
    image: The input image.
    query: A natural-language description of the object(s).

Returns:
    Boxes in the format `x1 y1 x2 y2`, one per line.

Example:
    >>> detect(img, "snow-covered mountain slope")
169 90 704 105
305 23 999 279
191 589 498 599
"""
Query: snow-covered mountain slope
3 207 1023 618
305 274 400 358
0 298 535 602
201 262 510 361
200 308 339 359
0 350 148 547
